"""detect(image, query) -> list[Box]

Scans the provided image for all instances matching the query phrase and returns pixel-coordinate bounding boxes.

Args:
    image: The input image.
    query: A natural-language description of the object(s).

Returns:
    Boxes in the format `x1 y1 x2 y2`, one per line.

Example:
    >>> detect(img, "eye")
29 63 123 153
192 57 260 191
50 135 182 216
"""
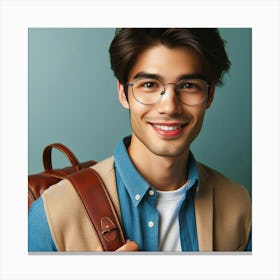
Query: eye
134 79 161 91
142 81 158 88
178 79 204 92
181 82 198 89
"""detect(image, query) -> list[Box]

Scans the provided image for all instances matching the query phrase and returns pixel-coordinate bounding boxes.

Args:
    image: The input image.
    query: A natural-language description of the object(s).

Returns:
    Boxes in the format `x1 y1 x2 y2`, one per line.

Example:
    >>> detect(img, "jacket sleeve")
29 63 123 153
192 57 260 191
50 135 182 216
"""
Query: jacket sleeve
28 197 57 252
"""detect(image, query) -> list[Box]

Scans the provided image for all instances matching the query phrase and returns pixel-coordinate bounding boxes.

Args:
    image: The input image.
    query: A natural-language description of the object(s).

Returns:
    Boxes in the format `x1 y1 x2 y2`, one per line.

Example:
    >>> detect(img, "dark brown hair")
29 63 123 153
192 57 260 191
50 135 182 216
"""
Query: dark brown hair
109 28 231 86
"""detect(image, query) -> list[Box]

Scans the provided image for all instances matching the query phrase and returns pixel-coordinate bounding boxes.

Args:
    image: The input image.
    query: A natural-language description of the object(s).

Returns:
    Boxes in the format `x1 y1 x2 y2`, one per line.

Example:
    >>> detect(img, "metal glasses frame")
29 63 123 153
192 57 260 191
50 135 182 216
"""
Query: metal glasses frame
126 78 210 106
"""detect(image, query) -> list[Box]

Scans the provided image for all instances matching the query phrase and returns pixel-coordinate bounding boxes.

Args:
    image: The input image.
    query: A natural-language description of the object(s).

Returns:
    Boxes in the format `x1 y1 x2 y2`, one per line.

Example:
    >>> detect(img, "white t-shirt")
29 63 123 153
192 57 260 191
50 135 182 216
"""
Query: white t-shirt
156 182 188 251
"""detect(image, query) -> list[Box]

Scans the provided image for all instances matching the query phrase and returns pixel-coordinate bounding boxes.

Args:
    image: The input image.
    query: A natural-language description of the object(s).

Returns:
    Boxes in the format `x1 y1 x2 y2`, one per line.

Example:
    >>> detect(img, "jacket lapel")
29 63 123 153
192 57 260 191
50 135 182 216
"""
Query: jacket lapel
194 164 214 251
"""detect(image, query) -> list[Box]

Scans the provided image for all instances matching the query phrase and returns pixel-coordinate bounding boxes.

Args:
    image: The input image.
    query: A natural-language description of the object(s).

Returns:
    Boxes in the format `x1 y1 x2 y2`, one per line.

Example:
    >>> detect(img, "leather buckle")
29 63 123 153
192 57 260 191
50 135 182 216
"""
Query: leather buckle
101 217 118 242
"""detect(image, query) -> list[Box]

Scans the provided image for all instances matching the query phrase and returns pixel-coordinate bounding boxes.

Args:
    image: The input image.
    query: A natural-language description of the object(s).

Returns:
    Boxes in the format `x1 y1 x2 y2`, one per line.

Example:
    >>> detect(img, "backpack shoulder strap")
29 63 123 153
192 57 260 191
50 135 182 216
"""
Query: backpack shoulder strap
66 168 125 251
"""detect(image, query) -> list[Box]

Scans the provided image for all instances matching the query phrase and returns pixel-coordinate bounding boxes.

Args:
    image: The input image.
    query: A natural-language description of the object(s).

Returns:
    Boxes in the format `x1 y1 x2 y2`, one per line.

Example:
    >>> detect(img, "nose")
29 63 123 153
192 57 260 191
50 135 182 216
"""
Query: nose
156 84 182 115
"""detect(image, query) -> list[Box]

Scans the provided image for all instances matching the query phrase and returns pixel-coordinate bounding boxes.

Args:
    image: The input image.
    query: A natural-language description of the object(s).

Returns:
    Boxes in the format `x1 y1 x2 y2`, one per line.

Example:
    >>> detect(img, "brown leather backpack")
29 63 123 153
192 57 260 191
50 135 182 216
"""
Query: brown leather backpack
28 143 125 251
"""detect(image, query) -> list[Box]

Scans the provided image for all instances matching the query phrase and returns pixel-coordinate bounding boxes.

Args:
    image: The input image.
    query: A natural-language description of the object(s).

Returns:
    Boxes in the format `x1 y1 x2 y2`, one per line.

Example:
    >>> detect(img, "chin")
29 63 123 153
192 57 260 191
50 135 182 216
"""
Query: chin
148 143 190 158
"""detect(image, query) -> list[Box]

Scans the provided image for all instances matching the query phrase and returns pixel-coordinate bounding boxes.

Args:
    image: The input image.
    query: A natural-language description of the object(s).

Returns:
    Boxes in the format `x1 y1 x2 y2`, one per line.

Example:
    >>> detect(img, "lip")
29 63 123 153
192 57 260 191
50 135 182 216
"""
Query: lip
148 122 187 138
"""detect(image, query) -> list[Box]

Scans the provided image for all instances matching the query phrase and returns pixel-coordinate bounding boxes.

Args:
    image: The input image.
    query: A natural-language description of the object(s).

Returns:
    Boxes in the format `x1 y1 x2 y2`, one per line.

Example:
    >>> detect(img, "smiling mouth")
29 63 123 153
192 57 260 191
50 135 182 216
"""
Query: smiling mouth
153 124 183 131
149 122 187 137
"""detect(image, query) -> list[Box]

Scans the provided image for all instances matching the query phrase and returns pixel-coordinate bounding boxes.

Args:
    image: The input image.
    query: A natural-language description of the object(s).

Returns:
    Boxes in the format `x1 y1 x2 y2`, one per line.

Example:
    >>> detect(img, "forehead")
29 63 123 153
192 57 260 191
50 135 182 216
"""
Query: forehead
128 45 204 81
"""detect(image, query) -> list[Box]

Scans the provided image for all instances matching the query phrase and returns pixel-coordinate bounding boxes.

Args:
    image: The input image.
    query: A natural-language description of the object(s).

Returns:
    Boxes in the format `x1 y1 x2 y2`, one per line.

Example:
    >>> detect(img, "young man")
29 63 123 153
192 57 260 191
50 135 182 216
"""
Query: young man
28 28 252 252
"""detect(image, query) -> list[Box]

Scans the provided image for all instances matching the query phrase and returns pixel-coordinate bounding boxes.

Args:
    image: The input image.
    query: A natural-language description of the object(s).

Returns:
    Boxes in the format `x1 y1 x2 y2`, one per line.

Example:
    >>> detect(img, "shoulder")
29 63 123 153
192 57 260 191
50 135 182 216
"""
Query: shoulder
40 156 118 251
90 156 114 177
41 156 117 217
197 163 251 251
43 156 115 199
197 162 251 209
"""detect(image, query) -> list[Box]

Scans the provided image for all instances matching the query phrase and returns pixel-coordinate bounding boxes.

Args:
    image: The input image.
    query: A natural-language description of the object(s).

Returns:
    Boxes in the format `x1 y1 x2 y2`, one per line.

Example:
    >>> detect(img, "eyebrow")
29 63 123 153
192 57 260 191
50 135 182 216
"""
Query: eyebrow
132 72 208 82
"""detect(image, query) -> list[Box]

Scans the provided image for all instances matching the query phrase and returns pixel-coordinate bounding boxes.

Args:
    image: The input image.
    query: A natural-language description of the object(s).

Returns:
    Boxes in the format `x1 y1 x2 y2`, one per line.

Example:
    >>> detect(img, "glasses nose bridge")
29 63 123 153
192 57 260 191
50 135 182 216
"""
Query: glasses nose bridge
161 81 178 95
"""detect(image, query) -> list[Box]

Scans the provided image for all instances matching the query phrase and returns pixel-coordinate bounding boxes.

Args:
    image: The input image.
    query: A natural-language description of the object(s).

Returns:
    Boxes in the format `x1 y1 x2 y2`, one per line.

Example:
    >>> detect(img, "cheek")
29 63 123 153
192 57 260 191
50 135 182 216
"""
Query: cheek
188 106 206 122
129 104 147 129
187 108 206 135
129 101 149 120
196 110 206 123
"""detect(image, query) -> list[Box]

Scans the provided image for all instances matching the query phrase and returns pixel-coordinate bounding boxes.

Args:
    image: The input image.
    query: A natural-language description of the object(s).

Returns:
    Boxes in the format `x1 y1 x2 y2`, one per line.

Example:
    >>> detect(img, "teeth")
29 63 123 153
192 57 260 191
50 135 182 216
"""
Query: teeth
154 124 181 131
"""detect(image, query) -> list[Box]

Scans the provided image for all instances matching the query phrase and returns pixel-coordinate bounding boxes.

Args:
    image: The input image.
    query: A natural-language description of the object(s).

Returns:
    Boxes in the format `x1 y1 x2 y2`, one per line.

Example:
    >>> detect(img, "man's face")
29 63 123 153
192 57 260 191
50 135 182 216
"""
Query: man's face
118 45 214 159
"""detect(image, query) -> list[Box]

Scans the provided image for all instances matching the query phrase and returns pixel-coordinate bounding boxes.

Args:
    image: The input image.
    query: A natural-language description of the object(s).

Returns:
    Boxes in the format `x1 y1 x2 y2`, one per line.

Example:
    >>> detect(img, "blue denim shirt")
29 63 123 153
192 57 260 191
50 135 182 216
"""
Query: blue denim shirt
28 137 252 251
114 137 199 251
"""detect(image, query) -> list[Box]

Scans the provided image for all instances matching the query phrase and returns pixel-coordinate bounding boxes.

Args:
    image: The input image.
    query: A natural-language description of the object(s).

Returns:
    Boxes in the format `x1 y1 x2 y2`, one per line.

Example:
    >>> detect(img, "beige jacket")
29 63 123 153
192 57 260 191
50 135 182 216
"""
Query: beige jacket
42 156 251 252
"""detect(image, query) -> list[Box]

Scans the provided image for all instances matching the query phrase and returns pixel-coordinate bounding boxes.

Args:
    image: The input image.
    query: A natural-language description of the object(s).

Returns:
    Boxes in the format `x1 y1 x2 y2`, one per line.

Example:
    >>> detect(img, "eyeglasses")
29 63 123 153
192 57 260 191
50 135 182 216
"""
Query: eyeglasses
127 77 210 106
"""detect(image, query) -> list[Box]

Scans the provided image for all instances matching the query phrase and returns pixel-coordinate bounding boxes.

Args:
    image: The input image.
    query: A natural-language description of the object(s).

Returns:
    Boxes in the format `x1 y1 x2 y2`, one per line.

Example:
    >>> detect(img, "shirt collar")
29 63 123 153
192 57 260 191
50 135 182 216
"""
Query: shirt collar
114 137 151 207
114 136 200 206
186 151 200 193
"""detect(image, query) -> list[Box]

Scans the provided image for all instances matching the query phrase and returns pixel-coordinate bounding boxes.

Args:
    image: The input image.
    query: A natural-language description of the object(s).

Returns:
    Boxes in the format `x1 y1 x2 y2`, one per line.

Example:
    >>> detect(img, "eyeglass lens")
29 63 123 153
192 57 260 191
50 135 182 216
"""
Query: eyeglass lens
130 78 208 106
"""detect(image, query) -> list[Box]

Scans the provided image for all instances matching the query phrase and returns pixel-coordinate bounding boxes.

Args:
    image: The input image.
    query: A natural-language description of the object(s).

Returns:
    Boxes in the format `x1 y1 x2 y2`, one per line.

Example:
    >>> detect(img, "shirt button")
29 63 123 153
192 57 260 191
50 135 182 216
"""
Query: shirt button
148 221 154 228
135 194 140 201
148 190 155 196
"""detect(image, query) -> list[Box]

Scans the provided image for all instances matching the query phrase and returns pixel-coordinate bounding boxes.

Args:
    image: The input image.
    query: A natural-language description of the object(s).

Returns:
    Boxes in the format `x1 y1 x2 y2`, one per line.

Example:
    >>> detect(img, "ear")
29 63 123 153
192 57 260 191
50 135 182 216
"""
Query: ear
117 81 129 109
206 84 215 109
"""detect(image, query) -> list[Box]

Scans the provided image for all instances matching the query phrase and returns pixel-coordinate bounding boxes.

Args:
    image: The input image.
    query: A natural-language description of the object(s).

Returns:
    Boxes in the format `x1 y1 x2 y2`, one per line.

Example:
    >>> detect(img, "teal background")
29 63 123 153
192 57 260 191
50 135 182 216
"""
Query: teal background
28 28 252 194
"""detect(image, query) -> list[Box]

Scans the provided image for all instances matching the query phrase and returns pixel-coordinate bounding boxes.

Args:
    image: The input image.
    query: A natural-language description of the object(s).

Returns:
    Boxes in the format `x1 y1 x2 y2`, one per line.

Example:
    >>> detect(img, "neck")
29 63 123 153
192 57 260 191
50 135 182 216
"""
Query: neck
127 136 189 191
